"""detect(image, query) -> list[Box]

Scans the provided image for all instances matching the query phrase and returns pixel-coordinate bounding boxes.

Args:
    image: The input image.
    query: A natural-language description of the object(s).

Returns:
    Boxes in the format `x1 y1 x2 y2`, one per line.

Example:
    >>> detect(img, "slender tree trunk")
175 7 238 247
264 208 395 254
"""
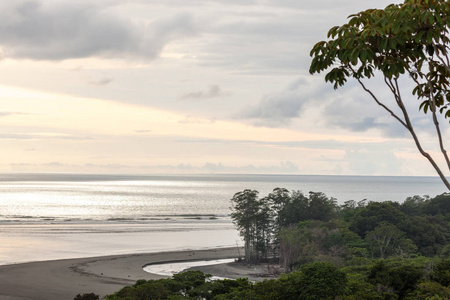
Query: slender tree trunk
355 76 450 191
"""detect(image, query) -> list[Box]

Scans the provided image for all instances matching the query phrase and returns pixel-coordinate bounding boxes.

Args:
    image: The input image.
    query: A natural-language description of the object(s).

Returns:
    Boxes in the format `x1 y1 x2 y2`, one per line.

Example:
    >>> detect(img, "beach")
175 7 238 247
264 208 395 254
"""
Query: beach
0 247 249 300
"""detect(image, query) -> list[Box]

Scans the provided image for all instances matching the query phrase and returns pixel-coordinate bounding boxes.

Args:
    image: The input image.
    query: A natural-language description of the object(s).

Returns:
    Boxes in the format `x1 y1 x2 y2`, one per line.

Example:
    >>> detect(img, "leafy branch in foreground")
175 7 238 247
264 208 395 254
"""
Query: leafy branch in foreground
310 0 450 190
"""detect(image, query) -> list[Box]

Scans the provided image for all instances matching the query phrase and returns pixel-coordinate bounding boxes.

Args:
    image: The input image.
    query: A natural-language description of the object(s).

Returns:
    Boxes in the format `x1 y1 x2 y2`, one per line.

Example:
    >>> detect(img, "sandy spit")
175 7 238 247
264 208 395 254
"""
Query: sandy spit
0 247 242 300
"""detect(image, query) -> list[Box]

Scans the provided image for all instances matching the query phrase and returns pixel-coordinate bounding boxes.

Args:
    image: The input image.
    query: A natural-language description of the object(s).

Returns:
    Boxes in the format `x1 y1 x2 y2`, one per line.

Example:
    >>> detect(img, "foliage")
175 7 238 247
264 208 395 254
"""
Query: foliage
278 225 302 271
365 223 405 259
105 188 450 300
230 189 264 262
405 281 450 299
431 259 450 286
368 260 424 299
286 262 347 300
423 193 450 216
74 293 99 300
350 202 405 237
230 188 450 265
230 188 339 262
399 215 449 255
104 257 450 299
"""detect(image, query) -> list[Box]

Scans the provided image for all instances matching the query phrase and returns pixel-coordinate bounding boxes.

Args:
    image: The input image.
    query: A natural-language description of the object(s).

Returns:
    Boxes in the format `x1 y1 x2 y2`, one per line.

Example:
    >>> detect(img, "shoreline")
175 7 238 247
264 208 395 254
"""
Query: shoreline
0 247 243 300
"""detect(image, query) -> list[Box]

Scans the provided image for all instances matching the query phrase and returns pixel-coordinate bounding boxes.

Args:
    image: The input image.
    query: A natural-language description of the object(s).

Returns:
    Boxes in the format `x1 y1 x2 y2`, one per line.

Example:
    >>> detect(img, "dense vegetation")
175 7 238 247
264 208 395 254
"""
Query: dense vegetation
231 189 450 268
102 258 450 299
96 190 450 300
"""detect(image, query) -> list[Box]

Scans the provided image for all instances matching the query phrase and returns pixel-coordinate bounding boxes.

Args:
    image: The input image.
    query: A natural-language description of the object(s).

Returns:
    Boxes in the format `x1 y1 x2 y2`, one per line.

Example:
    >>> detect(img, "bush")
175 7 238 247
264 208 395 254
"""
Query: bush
282 262 347 300
74 293 99 300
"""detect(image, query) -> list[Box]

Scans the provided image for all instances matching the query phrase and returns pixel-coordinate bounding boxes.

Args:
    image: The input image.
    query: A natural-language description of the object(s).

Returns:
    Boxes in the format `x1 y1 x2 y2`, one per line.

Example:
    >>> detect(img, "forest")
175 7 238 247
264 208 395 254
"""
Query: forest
230 189 450 268
89 189 450 300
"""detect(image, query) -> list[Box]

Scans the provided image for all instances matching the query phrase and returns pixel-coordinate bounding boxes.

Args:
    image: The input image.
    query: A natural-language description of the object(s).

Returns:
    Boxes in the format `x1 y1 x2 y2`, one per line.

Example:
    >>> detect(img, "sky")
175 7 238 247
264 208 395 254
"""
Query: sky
0 0 449 177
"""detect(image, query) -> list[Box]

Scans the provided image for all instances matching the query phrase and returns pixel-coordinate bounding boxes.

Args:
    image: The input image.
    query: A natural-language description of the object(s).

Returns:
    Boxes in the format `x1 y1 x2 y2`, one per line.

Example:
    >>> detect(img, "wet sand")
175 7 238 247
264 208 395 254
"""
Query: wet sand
0 247 243 300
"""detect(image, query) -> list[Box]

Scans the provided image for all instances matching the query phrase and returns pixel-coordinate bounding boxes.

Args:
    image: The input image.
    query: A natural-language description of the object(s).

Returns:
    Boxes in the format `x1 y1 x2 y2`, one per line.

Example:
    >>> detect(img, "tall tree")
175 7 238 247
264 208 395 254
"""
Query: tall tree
310 0 450 190
254 196 273 260
278 225 301 271
230 189 260 262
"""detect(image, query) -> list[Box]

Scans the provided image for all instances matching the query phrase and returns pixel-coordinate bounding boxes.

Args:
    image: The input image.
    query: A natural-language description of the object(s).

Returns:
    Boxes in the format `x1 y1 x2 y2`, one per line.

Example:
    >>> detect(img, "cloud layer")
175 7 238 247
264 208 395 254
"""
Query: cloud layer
0 1 196 60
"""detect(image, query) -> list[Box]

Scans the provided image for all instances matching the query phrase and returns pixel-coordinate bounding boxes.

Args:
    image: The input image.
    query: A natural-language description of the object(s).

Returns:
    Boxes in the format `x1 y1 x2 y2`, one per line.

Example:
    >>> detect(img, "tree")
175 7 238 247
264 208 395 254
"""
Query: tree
431 259 450 286
254 196 273 260
230 189 274 262
423 193 450 215
310 0 450 190
282 262 347 300
307 192 338 222
265 188 291 238
265 188 292 258
280 190 309 226
278 225 302 271
365 222 404 259
350 201 405 237
230 189 260 262
398 215 449 255
368 260 424 299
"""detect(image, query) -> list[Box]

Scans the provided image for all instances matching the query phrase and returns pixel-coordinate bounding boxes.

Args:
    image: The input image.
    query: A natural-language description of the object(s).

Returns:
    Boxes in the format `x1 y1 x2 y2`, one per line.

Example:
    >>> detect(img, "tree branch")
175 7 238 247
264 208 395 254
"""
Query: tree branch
354 70 450 190
428 80 450 171
354 76 408 128
391 78 450 190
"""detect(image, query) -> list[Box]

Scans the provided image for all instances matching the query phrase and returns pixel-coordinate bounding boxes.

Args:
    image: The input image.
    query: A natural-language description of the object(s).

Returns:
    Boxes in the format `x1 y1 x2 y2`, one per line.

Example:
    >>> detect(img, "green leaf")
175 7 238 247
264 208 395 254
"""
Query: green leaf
389 38 397 50
327 26 340 38
426 31 433 44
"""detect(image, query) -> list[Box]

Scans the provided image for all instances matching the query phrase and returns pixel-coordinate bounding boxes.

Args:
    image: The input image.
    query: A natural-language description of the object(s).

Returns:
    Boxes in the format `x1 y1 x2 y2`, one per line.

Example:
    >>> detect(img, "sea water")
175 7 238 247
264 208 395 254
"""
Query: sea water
0 173 446 265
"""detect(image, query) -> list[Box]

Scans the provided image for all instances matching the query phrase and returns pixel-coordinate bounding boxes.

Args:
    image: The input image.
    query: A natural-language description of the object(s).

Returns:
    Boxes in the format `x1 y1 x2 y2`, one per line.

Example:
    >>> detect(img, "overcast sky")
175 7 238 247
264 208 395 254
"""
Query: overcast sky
0 0 449 177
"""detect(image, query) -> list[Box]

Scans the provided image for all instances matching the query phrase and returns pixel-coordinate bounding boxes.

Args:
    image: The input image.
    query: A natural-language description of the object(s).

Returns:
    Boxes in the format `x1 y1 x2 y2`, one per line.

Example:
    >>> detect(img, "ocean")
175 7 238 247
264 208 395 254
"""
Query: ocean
0 173 446 265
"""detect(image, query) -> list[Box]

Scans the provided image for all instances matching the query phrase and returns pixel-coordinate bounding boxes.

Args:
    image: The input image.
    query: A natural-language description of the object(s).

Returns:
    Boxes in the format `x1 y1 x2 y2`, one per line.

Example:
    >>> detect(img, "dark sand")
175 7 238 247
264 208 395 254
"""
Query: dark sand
0 247 246 300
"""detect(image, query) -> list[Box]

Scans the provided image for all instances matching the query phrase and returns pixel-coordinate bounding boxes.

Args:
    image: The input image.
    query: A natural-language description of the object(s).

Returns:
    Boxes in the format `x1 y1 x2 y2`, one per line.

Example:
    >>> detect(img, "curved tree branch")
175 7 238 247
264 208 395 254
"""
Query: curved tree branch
428 81 450 171
389 78 450 190
355 74 450 190
354 76 408 128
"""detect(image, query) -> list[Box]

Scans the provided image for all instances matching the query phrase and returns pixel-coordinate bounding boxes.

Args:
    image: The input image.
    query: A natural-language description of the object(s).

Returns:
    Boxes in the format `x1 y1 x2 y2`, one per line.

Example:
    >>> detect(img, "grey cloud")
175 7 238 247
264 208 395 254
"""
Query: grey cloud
236 92 303 127
89 77 113 86
186 0 394 75
0 1 197 60
43 162 64 167
10 163 34 166
263 0 394 11
345 149 402 175
178 116 216 124
195 7 332 74
119 0 258 9
181 85 231 100
176 137 406 151
0 133 36 139
286 78 308 91
320 92 436 138
202 161 300 174
85 163 128 169
265 139 398 151
328 116 392 133
157 161 300 174
234 77 314 127
0 112 27 117
134 130 152 133
0 133 94 140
